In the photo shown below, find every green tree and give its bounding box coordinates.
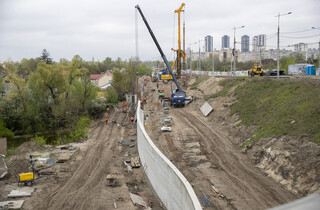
[105,87,118,104]
[29,63,67,127]
[280,56,296,73]
[0,77,3,96]
[0,117,14,138]
[112,70,126,100]
[294,53,305,63]
[39,49,53,64]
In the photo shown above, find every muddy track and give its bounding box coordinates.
[46,114,125,210]
[175,109,298,209]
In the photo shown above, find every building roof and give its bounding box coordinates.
[90,74,102,80]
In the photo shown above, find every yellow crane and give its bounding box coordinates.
[171,3,186,79]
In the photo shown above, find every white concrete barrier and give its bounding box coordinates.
[136,103,202,210]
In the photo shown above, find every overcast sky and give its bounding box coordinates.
[0,0,319,62]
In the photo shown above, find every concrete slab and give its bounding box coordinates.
[7,187,35,198]
[0,200,24,209]
[0,156,8,179]
[200,102,213,117]
[130,193,147,207]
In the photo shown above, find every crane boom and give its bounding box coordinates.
[135,4,182,91]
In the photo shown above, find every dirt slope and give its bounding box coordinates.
[144,77,299,209]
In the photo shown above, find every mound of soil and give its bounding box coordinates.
[247,136,320,196]
[5,156,30,182]
[197,77,222,96]
[14,141,42,155]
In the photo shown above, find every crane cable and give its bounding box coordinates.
[135,8,139,60]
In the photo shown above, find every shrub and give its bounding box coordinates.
[69,117,92,142]
[32,135,46,146]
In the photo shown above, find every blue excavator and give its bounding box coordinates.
[135,5,186,107]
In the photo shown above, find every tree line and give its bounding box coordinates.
[0,50,152,144]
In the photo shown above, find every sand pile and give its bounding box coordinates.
[14,141,42,155]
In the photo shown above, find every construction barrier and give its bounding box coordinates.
[182,70,248,77]
[136,102,202,210]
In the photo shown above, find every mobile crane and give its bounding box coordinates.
[135,5,185,107]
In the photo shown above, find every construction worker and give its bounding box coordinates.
[130,116,134,124]
[156,81,159,89]
[107,107,110,114]
[105,116,108,125]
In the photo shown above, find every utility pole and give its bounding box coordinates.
[276,12,292,79]
[190,49,192,76]
[233,25,245,77]
[233,26,236,77]
[277,12,280,79]
[198,40,201,74]
[212,53,215,76]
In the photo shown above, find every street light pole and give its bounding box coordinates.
[276,12,292,79]
[233,25,245,76]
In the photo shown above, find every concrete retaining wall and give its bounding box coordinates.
[136,103,201,210]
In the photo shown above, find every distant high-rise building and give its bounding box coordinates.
[205,35,213,52]
[253,34,266,52]
[241,35,250,52]
[221,35,230,49]
[294,43,308,52]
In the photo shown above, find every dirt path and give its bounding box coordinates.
[174,108,298,209]
[19,110,163,210]
[47,116,121,209]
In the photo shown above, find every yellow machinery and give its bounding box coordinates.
[171,3,186,79]
[18,155,35,186]
[248,62,263,76]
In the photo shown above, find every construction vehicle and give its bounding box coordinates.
[18,155,36,186]
[135,5,185,107]
[248,62,264,76]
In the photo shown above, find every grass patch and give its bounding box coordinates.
[190,76,210,90]
[231,78,320,147]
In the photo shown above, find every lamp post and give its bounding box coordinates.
[276,12,292,78]
[233,25,245,76]
[189,43,193,76]
[194,40,202,75]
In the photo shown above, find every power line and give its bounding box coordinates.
[282,28,315,34]
[280,34,320,39]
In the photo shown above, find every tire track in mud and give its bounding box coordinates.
[47,113,126,210]
[176,109,298,209]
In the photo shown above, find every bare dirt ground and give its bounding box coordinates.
[0,106,163,210]
[143,76,303,210]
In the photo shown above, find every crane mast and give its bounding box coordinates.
[173,3,186,79]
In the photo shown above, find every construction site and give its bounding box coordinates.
[1,3,320,210]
